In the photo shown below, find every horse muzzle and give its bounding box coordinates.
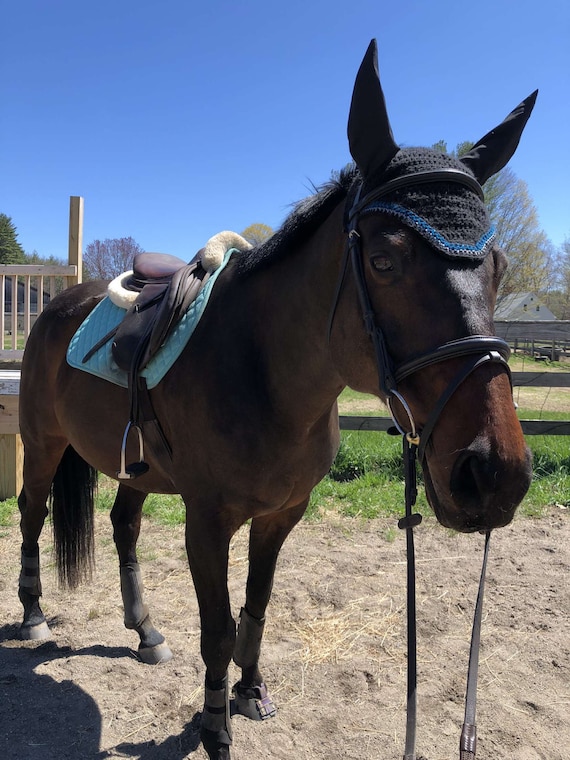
[423,438,533,533]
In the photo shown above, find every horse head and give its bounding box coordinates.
[336,40,535,532]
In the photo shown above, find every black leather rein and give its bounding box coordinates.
[332,170,509,760]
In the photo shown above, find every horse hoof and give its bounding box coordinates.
[232,681,277,721]
[138,642,173,664]
[20,621,52,641]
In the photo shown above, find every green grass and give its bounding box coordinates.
[0,432,566,527]
[95,477,186,526]
[1,378,569,526]
[0,496,19,528]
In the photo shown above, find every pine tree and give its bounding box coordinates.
[0,214,26,264]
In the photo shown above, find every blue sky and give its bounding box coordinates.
[2,0,568,262]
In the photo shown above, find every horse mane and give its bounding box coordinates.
[237,164,359,274]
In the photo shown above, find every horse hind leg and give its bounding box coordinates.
[232,500,308,722]
[18,438,76,640]
[111,484,172,664]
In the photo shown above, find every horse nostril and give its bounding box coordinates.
[450,450,492,511]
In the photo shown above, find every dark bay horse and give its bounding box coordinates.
[17,40,534,758]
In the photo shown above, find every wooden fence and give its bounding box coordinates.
[340,371,570,437]
[2,369,569,499]
[0,197,83,497]
[495,320,570,361]
[2,202,570,497]
[0,197,83,361]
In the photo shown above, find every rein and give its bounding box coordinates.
[334,170,508,759]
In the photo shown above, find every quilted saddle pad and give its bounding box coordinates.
[67,248,234,388]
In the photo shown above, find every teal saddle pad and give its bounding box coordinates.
[67,248,234,388]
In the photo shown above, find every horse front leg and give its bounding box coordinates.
[185,505,236,760]
[111,484,172,664]
[233,500,308,721]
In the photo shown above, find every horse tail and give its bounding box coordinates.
[50,445,98,589]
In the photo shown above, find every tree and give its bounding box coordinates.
[0,214,26,264]
[482,168,554,299]
[24,250,65,266]
[241,223,273,247]
[83,237,145,279]
[545,237,570,318]
[433,143,554,300]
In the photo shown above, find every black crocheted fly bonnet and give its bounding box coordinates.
[360,147,495,260]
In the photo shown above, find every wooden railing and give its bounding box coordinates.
[0,196,83,497]
[1,264,79,360]
[2,369,569,500]
[340,371,570,436]
[1,196,83,362]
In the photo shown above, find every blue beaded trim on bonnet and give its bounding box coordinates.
[359,146,496,260]
[362,200,496,259]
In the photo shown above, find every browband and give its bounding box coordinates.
[349,168,485,222]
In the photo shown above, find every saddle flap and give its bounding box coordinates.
[112,283,168,372]
[111,261,209,374]
[146,264,208,359]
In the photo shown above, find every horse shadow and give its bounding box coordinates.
[0,623,202,760]
[113,713,202,759]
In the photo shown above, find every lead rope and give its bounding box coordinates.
[399,434,422,760]
[398,430,491,760]
[460,531,491,760]
[338,188,497,760]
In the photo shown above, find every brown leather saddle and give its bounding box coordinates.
[86,250,210,480]
[111,251,209,374]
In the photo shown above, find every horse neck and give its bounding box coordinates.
[241,202,348,421]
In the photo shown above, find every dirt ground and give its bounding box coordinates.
[0,506,568,760]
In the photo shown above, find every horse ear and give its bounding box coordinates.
[460,91,538,184]
[348,39,399,179]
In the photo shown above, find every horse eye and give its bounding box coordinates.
[371,255,394,272]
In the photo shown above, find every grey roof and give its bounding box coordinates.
[494,292,557,321]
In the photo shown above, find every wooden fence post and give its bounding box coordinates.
[0,371,23,500]
[68,196,84,285]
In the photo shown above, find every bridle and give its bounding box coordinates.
[331,168,512,760]
[342,168,511,453]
